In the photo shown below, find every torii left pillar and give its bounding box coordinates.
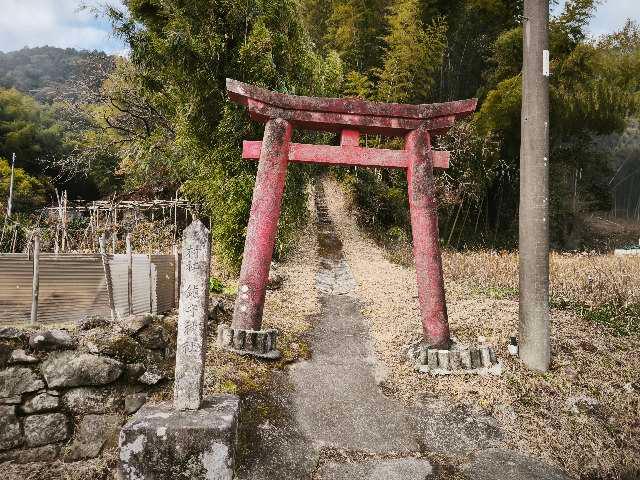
[215,118,291,359]
[233,118,291,331]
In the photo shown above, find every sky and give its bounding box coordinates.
[552,0,640,37]
[0,0,127,54]
[0,0,639,55]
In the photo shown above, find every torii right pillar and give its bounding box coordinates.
[406,125,450,349]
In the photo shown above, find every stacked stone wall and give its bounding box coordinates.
[0,314,177,464]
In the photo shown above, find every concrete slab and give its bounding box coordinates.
[406,402,503,455]
[118,394,239,480]
[463,448,570,480]
[290,293,419,453]
[315,457,434,480]
[234,372,320,480]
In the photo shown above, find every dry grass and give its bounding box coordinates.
[443,250,640,309]
[441,250,640,336]
[323,177,640,480]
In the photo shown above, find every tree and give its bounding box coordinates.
[474,0,638,247]
[376,0,448,103]
[322,0,389,72]
[0,156,50,213]
[0,89,60,174]
[100,0,332,269]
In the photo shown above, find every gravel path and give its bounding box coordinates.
[290,182,423,456]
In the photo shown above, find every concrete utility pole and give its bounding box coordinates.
[519,0,551,371]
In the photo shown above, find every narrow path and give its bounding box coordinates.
[288,182,432,478]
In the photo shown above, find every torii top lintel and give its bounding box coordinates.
[226,78,477,137]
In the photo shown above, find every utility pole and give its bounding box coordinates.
[1,153,16,247]
[519,0,550,371]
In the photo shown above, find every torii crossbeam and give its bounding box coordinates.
[224,78,476,355]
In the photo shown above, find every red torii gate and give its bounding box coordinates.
[225,78,476,353]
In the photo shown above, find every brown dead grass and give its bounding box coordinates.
[443,249,640,310]
[322,177,640,480]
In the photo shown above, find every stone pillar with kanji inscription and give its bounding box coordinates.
[120,220,241,480]
[174,219,211,411]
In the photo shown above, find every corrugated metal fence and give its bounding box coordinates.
[0,253,179,326]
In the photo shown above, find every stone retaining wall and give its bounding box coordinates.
[0,314,177,465]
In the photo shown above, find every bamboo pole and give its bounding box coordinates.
[99,233,116,321]
[446,194,465,247]
[173,191,178,243]
[456,199,472,248]
[54,190,61,254]
[474,197,484,233]
[148,246,154,314]
[6,153,15,219]
[30,233,40,325]
[62,191,68,252]
[11,226,17,253]
[126,233,133,315]
[1,153,16,248]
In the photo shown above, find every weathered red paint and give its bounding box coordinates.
[246,98,457,136]
[340,129,361,147]
[242,140,450,169]
[405,126,451,348]
[227,78,476,345]
[227,78,476,121]
[231,118,293,331]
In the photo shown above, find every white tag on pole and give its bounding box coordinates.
[543,50,550,77]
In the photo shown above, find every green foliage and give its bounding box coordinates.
[376,1,448,103]
[0,87,111,201]
[343,71,373,99]
[473,8,640,246]
[99,0,327,270]
[340,168,411,237]
[322,0,388,71]
[209,276,225,294]
[325,1,639,252]
[0,88,65,175]
[0,157,50,212]
[314,51,346,98]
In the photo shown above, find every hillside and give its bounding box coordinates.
[0,46,115,103]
